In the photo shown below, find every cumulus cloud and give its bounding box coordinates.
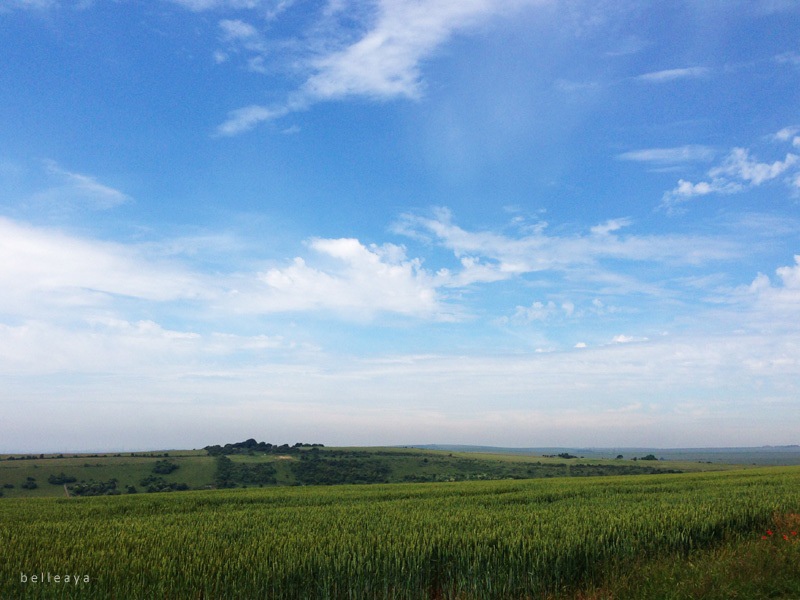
[247,238,446,318]
[510,300,577,324]
[772,126,800,145]
[742,255,800,320]
[590,218,632,236]
[0,217,454,321]
[660,130,800,211]
[709,148,798,185]
[513,301,558,322]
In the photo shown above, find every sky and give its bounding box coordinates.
[1,0,799,452]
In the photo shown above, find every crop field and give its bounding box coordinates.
[2,466,800,599]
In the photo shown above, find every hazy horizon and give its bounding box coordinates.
[2,1,799,452]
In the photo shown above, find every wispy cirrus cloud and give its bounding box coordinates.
[215,0,537,135]
[0,217,202,317]
[32,160,131,210]
[214,104,294,136]
[617,145,716,166]
[167,0,272,11]
[301,0,514,101]
[0,0,57,10]
[394,208,739,278]
[636,66,710,82]
[774,51,800,66]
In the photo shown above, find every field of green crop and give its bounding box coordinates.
[2,466,799,599]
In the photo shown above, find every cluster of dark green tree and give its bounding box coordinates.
[137,459,188,492]
[213,456,278,488]
[152,459,179,474]
[290,453,392,485]
[542,453,580,459]
[400,459,681,483]
[47,473,77,485]
[204,439,323,456]
[68,479,120,496]
[138,476,189,493]
[20,477,38,489]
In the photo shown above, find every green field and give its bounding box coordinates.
[2,466,799,599]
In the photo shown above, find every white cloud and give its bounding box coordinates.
[667,178,743,200]
[776,256,800,287]
[303,0,518,101]
[6,326,799,451]
[395,209,739,277]
[219,18,260,40]
[35,160,131,210]
[212,0,538,134]
[248,238,446,318]
[513,300,557,322]
[0,217,202,317]
[0,318,291,377]
[709,148,798,186]
[617,145,716,164]
[215,104,294,136]
[772,126,799,144]
[216,17,274,73]
[168,0,264,10]
[660,133,800,210]
[774,51,800,66]
[590,218,632,236]
[610,334,648,344]
[0,225,798,450]
[636,66,710,82]
[0,217,454,321]
[741,255,800,321]
[0,0,57,10]
[510,300,577,324]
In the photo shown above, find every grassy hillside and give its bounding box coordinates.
[0,451,213,499]
[0,446,733,498]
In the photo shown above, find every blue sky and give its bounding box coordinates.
[1,0,799,452]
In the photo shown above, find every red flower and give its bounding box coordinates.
[767,530,774,536]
